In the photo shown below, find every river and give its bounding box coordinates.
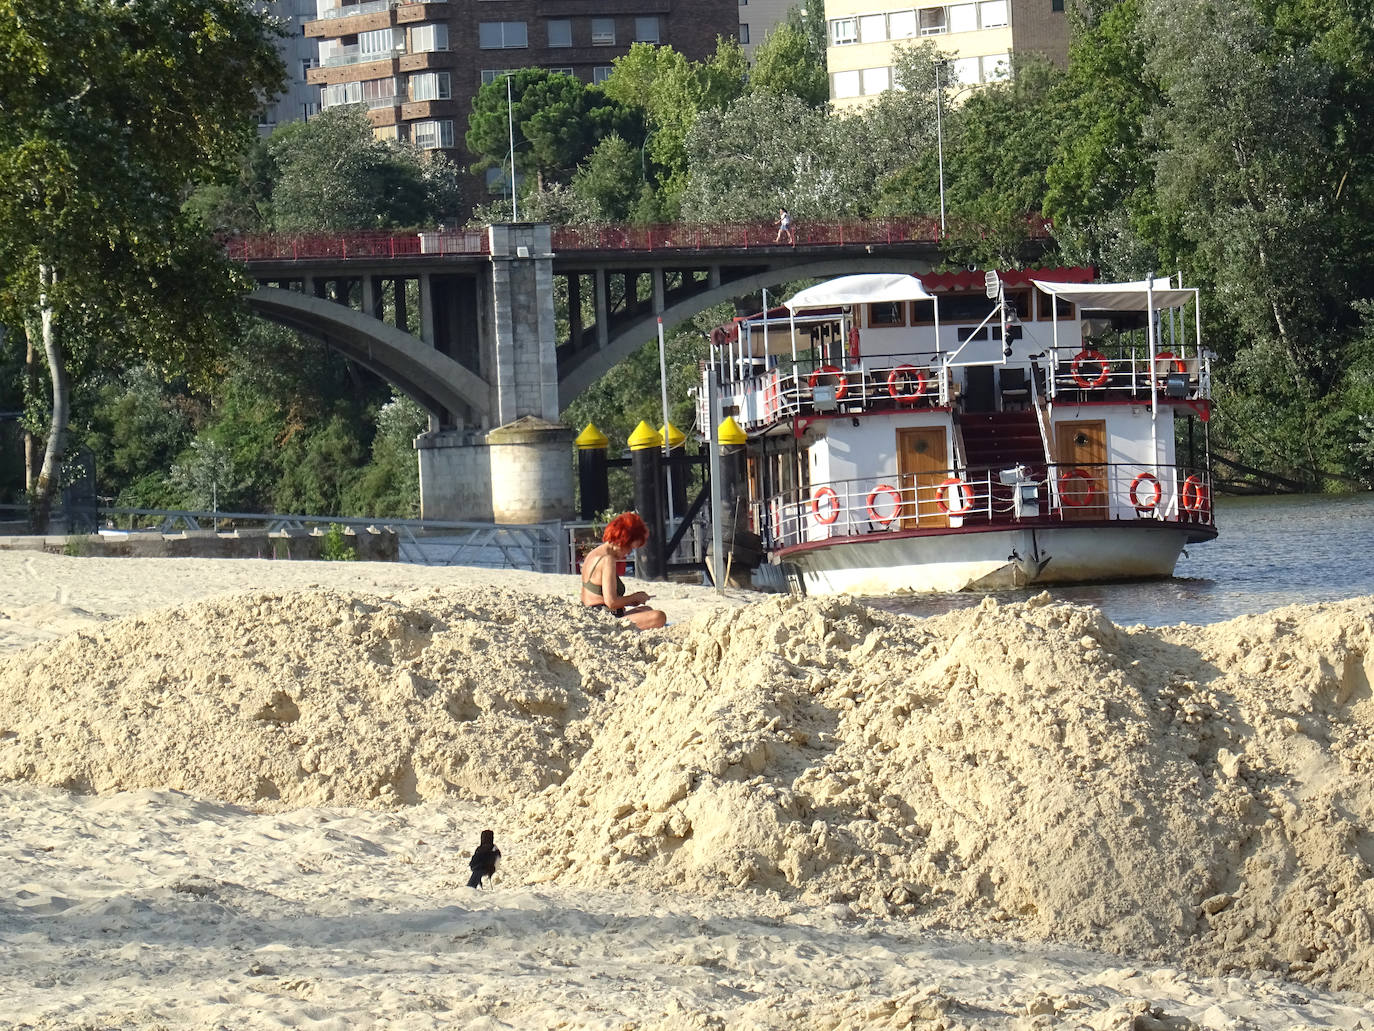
[866,491,1374,628]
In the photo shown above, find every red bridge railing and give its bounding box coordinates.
[227,215,1051,263]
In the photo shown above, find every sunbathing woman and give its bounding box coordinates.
[579,512,667,629]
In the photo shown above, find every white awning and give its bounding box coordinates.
[785,273,936,311]
[1031,278,1197,311]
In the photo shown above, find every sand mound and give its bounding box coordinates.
[2,584,1372,992]
[520,593,1374,991]
[0,586,653,807]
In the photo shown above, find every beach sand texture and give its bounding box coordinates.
[1,551,1372,1029]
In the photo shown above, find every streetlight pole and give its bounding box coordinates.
[506,73,518,222]
[935,60,946,238]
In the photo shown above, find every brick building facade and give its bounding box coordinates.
[305,0,739,208]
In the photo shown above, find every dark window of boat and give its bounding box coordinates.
[911,299,937,325]
[935,293,998,323]
[1037,293,1076,321]
[1004,287,1032,319]
[869,301,906,327]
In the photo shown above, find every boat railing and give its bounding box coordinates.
[707,351,949,431]
[1045,348,1211,404]
[760,463,1213,549]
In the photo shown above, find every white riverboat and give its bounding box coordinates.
[698,269,1217,595]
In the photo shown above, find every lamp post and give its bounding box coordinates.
[508,72,516,222]
[934,59,947,238]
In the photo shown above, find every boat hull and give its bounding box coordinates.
[773,521,1213,596]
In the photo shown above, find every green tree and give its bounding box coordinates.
[465,69,639,198]
[600,39,748,213]
[265,107,462,232]
[0,0,285,529]
[750,21,828,107]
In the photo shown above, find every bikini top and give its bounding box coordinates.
[582,553,625,597]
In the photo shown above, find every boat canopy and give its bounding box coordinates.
[1031,278,1197,311]
[785,273,937,311]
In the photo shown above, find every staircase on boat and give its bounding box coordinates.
[956,408,1047,523]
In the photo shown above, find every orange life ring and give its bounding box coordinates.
[808,365,849,400]
[1181,475,1209,513]
[1153,351,1187,376]
[1071,349,1110,389]
[1129,471,1161,509]
[1058,468,1098,507]
[866,484,902,526]
[936,477,974,516]
[811,486,840,524]
[887,365,927,402]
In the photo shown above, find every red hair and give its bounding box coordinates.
[603,512,648,549]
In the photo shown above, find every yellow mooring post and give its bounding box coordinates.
[628,421,665,579]
[575,423,610,520]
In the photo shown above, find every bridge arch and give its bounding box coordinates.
[556,257,935,408]
[246,288,491,423]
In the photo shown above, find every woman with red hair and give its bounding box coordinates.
[579,512,667,629]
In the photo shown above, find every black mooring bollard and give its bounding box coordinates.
[575,423,610,521]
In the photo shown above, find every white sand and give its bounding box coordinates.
[1,551,1372,1029]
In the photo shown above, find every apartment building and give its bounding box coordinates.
[259,0,326,131]
[738,0,795,53]
[825,0,1068,110]
[304,1,738,179]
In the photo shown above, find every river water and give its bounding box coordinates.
[866,492,1374,628]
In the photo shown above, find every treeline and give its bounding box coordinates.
[2,0,1370,527]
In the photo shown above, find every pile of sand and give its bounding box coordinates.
[2,585,1372,993]
[0,586,654,807]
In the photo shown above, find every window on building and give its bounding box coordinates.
[859,14,887,43]
[363,76,399,104]
[548,18,571,47]
[321,80,362,108]
[1052,0,1064,10]
[889,10,917,38]
[413,119,454,150]
[410,71,450,101]
[593,65,614,83]
[300,58,317,79]
[480,68,514,85]
[951,56,980,83]
[919,9,946,35]
[635,16,660,42]
[739,23,750,44]
[862,67,890,94]
[548,67,575,78]
[360,27,402,56]
[984,53,1011,80]
[302,101,321,119]
[411,23,448,52]
[832,69,860,98]
[949,4,977,33]
[591,18,615,44]
[980,0,1009,27]
[479,21,528,49]
[830,18,856,45]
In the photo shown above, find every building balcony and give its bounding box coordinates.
[306,0,448,37]
[306,55,401,86]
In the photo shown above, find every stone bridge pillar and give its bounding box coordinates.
[416,223,573,524]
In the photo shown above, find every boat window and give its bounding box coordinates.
[1037,293,1076,321]
[934,293,995,323]
[911,299,937,325]
[1004,287,1032,319]
[868,301,906,327]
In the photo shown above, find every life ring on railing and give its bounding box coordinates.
[936,477,974,516]
[1129,471,1162,510]
[1181,475,1210,514]
[808,365,849,400]
[887,364,927,403]
[1058,468,1098,507]
[866,484,902,526]
[1071,349,1110,389]
[1153,351,1187,376]
[811,486,840,525]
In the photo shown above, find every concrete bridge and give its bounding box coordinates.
[233,218,1048,520]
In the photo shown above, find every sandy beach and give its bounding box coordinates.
[1,550,1372,1029]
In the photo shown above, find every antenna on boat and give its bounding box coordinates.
[985,270,1001,300]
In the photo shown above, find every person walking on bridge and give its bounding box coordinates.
[775,207,795,245]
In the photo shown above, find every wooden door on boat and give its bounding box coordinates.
[1053,420,1108,519]
[897,426,949,529]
